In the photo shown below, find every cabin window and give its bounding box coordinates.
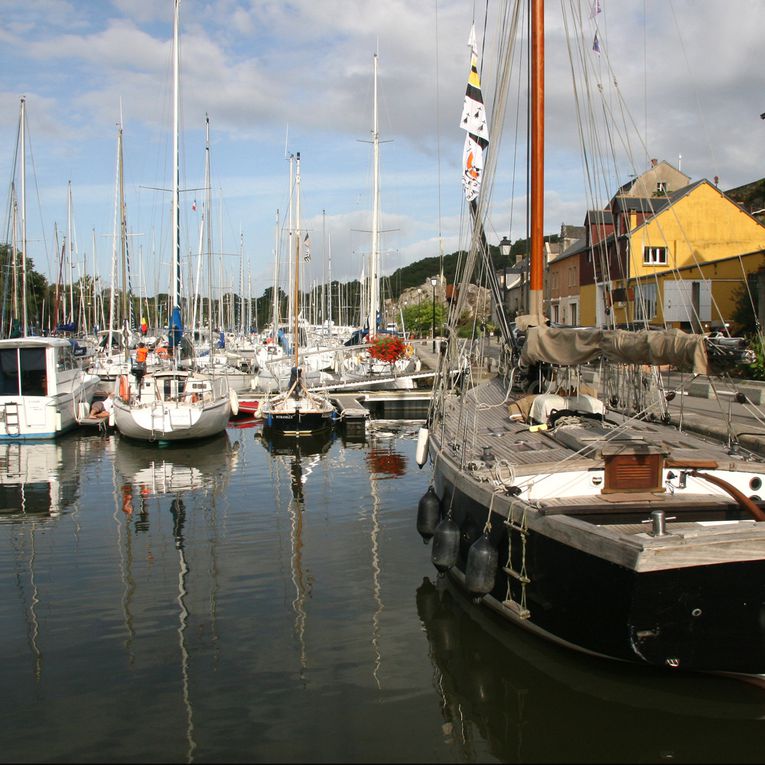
[643,246,667,265]
[56,347,76,372]
[0,350,19,395]
[0,348,47,396]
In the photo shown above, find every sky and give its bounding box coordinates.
[1,0,765,301]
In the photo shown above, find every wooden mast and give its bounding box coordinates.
[529,0,545,320]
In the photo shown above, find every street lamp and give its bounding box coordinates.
[499,236,512,258]
[430,276,438,353]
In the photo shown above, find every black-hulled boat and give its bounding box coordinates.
[418,0,765,681]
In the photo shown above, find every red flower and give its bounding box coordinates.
[368,335,406,363]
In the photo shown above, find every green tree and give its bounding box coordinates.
[402,302,446,337]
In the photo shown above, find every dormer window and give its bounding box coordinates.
[656,181,667,194]
[643,246,668,265]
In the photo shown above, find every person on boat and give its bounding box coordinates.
[135,342,148,368]
[89,393,114,419]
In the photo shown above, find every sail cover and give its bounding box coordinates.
[520,326,709,375]
[167,306,184,349]
[460,25,489,201]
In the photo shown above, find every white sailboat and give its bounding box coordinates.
[337,53,422,391]
[111,0,232,443]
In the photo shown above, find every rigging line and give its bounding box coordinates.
[667,0,719,178]
[434,0,443,279]
[569,9,719,330]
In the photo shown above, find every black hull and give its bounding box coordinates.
[262,411,335,436]
[433,469,765,677]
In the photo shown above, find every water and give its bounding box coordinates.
[1,421,764,763]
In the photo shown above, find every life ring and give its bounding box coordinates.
[156,346,169,359]
[229,389,239,416]
[118,374,130,400]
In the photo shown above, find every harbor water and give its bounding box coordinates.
[1,420,765,763]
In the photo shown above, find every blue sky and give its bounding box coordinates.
[2,0,765,300]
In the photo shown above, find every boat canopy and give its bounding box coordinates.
[519,325,709,375]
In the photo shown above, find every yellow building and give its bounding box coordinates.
[597,179,765,331]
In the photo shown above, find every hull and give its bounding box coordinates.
[262,408,335,436]
[0,337,100,440]
[434,459,765,675]
[112,396,231,442]
[425,376,765,679]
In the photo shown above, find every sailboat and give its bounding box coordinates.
[111,0,233,443]
[417,1,765,681]
[259,152,337,436]
[336,53,422,392]
[86,116,137,392]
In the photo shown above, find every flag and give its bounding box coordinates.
[590,0,601,18]
[592,32,601,54]
[192,199,197,211]
[303,233,311,262]
[460,25,489,202]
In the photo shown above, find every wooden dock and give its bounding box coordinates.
[331,394,370,434]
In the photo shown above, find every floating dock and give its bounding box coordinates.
[331,394,370,435]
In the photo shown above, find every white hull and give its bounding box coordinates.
[0,337,100,440]
[112,369,232,442]
[113,395,230,441]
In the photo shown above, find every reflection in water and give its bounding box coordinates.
[416,575,765,763]
[3,425,765,762]
[111,433,236,764]
[171,497,196,764]
[3,435,112,684]
[0,435,101,520]
[259,429,336,676]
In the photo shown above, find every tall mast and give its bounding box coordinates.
[368,52,380,335]
[204,113,213,350]
[287,153,294,337]
[327,231,332,332]
[20,97,28,336]
[272,209,280,339]
[118,124,128,335]
[67,181,75,324]
[529,0,545,319]
[293,152,301,368]
[171,0,181,317]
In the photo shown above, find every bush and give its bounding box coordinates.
[745,335,765,381]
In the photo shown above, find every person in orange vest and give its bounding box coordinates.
[133,342,149,400]
[135,341,148,365]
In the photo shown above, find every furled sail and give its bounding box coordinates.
[519,325,710,375]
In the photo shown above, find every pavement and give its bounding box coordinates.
[413,338,765,458]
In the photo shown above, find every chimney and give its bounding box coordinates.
[650,158,658,167]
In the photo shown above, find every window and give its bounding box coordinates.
[634,283,657,321]
[643,246,667,266]
[656,181,667,195]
